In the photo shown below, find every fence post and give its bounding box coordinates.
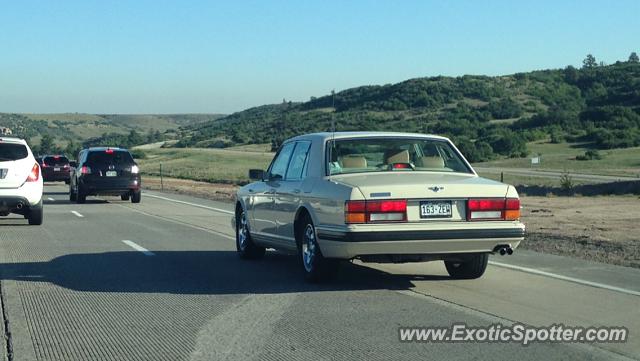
[160,163,164,192]
[500,172,504,183]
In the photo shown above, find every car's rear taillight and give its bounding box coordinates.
[26,163,40,182]
[345,199,407,224]
[63,164,70,169]
[81,166,91,175]
[467,198,520,221]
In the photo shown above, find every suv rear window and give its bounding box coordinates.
[43,156,69,164]
[87,150,134,166]
[0,143,29,161]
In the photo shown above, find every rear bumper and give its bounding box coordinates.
[0,181,43,207]
[80,177,141,195]
[42,170,70,181]
[0,196,35,215]
[316,224,525,259]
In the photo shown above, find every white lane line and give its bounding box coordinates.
[122,240,155,256]
[71,211,84,218]
[489,261,640,297]
[116,204,235,241]
[143,193,234,215]
[47,197,55,201]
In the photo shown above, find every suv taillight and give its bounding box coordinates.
[345,200,407,224]
[81,166,91,175]
[26,163,40,182]
[467,198,520,221]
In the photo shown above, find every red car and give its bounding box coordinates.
[40,155,71,183]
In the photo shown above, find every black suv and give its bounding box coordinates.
[69,147,141,203]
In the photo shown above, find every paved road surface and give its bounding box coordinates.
[0,183,638,360]
[474,167,639,183]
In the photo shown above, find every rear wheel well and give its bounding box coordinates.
[294,207,311,243]
[235,202,243,224]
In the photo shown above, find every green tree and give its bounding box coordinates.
[582,54,597,69]
[39,134,55,154]
[65,139,80,158]
[629,52,639,63]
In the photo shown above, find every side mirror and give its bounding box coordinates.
[248,169,265,181]
[69,161,77,168]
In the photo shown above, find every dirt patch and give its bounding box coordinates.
[521,196,640,268]
[142,176,237,202]
[142,176,639,268]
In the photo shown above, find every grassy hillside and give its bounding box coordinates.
[178,60,640,164]
[0,113,225,155]
[137,147,273,184]
[475,141,640,177]
[0,113,224,145]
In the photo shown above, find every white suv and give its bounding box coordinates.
[0,137,44,225]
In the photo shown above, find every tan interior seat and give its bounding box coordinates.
[341,156,367,168]
[385,150,410,164]
[417,156,445,168]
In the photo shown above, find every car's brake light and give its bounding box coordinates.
[105,149,114,154]
[63,164,70,168]
[26,163,40,182]
[81,166,91,175]
[345,199,407,224]
[467,198,520,221]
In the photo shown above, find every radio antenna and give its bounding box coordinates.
[329,89,336,181]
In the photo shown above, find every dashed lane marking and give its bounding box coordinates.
[122,240,155,256]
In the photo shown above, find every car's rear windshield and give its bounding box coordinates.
[326,137,472,175]
[43,156,69,164]
[87,150,134,166]
[0,143,29,161]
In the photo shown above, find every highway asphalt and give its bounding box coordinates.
[0,183,638,360]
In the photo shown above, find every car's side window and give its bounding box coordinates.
[285,141,311,181]
[268,142,295,180]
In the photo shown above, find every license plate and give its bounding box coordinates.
[420,201,452,218]
[105,171,117,177]
[54,167,61,171]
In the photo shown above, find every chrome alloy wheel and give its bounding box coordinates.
[302,224,317,272]
[237,211,249,251]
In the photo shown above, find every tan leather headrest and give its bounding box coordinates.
[341,156,367,168]
[386,150,409,164]
[417,156,445,168]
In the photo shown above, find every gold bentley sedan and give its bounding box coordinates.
[233,132,525,281]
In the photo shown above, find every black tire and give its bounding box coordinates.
[297,215,336,282]
[121,193,130,201]
[28,200,43,225]
[76,188,86,204]
[444,253,489,279]
[131,190,141,203]
[235,208,265,259]
[69,184,77,202]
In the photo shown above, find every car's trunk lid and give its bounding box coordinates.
[334,172,510,222]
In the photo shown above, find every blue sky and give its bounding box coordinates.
[1,0,638,114]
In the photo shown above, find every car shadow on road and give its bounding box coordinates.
[0,250,449,294]
[44,199,109,205]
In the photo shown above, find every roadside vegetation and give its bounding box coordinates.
[177,53,640,164]
[136,147,272,184]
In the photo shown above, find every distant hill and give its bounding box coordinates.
[178,60,640,162]
[0,113,225,145]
